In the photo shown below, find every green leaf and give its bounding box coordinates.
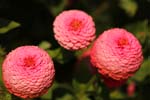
[47,48,62,59]
[72,79,86,92]
[119,0,138,17]
[0,86,12,100]
[76,95,90,100]
[110,90,126,99]
[0,47,5,83]
[4,93,11,100]
[39,41,51,50]
[125,20,149,43]
[72,80,91,100]
[41,82,59,99]
[132,59,150,82]
[49,0,68,16]
[56,94,74,100]
[0,21,20,34]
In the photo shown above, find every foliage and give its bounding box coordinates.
[0,0,150,100]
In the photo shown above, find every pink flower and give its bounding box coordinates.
[90,28,143,82]
[53,10,96,50]
[2,46,55,99]
[127,82,136,97]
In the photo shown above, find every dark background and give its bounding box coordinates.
[0,0,150,100]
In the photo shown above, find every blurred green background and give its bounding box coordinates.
[0,0,150,100]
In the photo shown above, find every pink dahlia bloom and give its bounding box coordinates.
[2,46,55,99]
[90,28,143,81]
[53,10,96,50]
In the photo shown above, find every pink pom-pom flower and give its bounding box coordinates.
[90,28,143,86]
[2,46,55,99]
[53,10,96,50]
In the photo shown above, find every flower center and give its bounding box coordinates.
[69,19,83,31]
[24,56,35,67]
[117,38,129,47]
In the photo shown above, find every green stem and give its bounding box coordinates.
[86,75,97,90]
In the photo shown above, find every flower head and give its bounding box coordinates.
[90,28,143,82]
[2,46,55,99]
[53,10,96,50]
